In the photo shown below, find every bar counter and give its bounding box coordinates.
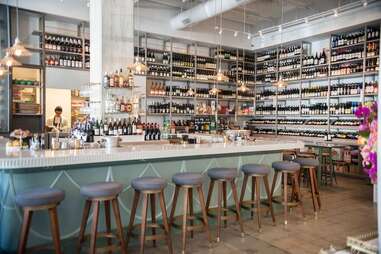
[0,139,303,252]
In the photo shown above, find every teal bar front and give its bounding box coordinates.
[0,151,283,252]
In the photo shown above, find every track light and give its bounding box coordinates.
[363,0,368,7]
[279,25,282,32]
[234,31,238,37]
[258,30,263,37]
[247,33,251,39]
[334,9,339,17]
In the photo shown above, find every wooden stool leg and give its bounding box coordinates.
[169,185,180,226]
[239,174,249,206]
[182,188,189,254]
[312,168,321,209]
[126,190,140,247]
[216,181,223,242]
[48,207,62,254]
[196,186,212,244]
[140,193,149,254]
[150,193,157,247]
[159,191,173,254]
[188,188,194,239]
[104,200,112,254]
[263,175,276,225]
[230,180,244,237]
[18,209,33,254]
[308,168,318,214]
[90,201,100,254]
[111,198,127,254]
[222,181,227,228]
[283,172,288,226]
[77,200,91,253]
[205,180,215,212]
[270,171,279,199]
[251,176,256,219]
[255,177,261,231]
[293,173,305,219]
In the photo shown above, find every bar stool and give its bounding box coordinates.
[321,150,337,185]
[16,187,65,254]
[239,164,276,231]
[270,161,304,226]
[77,182,127,254]
[126,176,172,254]
[205,167,244,242]
[169,172,212,254]
[294,157,321,215]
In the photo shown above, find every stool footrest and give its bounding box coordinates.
[145,234,167,241]
[186,224,204,232]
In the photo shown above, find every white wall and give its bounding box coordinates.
[45,67,90,90]
[0,0,89,21]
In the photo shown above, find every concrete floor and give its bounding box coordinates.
[126,176,377,254]
[53,176,375,254]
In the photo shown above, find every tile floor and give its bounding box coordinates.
[127,176,377,254]
[58,176,375,254]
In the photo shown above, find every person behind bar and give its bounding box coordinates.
[46,106,68,132]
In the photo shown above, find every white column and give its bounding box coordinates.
[89,0,134,84]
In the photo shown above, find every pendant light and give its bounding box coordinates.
[7,0,31,57]
[238,5,250,93]
[133,0,147,74]
[1,52,21,67]
[210,0,225,94]
[275,0,287,89]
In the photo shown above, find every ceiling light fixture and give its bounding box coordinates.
[7,0,31,57]
[133,0,147,74]
[1,52,21,67]
[363,0,368,7]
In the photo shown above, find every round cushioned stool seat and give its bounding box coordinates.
[131,177,167,191]
[16,187,65,207]
[80,182,123,198]
[241,164,270,175]
[272,161,300,172]
[172,172,203,186]
[207,167,237,180]
[294,157,319,167]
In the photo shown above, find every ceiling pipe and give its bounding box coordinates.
[170,0,253,30]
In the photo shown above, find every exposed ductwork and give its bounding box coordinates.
[170,0,253,30]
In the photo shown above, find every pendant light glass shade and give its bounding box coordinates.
[238,80,249,92]
[1,52,21,67]
[209,85,220,95]
[187,87,195,96]
[133,57,148,73]
[276,75,287,88]
[7,38,31,57]
[216,69,228,82]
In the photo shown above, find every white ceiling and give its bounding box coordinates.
[138,0,361,34]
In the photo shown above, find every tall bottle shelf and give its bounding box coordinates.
[250,24,379,140]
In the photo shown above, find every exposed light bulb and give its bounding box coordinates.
[233,31,238,37]
[247,33,251,39]
[1,52,21,67]
[279,25,282,32]
[334,9,338,17]
[363,0,368,7]
[258,30,263,37]
[219,29,223,35]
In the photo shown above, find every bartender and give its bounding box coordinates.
[46,106,68,132]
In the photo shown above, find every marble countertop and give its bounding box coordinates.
[0,139,304,170]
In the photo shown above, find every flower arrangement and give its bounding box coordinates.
[355,102,378,183]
